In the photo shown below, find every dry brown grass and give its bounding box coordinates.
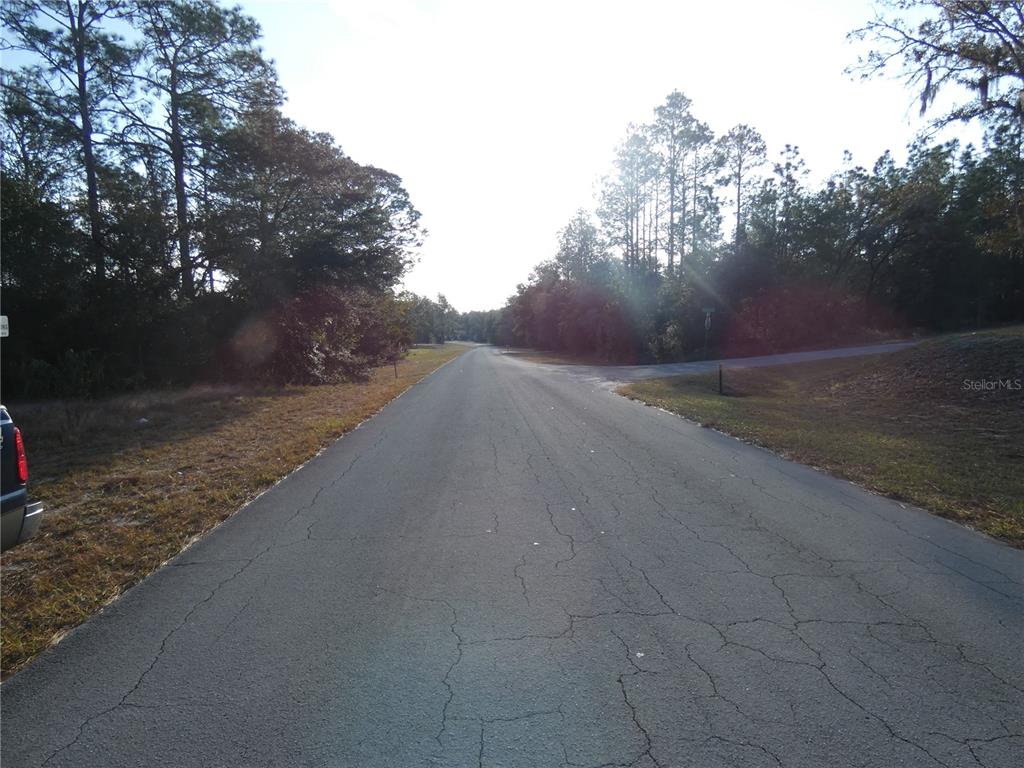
[621,328,1024,546]
[0,344,466,678]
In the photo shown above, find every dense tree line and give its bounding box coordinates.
[493,1,1023,361]
[1,0,422,397]
[456,309,509,346]
[403,293,458,344]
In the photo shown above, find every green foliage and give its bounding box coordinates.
[499,86,1023,363]
[499,0,1023,362]
[851,0,1023,125]
[229,287,409,385]
[403,293,458,344]
[455,308,509,345]
[556,209,606,280]
[717,124,767,245]
[0,1,422,399]
[207,109,420,303]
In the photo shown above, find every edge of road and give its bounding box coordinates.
[498,340,1019,552]
[1,346,471,683]
[164,346,471,569]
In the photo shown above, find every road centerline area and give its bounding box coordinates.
[3,347,1021,768]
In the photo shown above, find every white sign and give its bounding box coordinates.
[0,315,8,338]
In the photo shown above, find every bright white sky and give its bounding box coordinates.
[241,0,974,312]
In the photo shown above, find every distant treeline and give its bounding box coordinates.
[2,1,1021,392]
[2,1,423,397]
[458,2,1023,360]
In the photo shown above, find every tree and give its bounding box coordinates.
[851,0,1024,125]
[652,90,697,275]
[434,294,458,342]
[2,0,131,281]
[0,0,428,399]
[205,108,421,303]
[717,124,767,247]
[0,69,77,199]
[973,115,1024,252]
[685,119,718,268]
[772,144,809,267]
[98,161,176,287]
[555,209,604,280]
[599,125,660,278]
[116,0,278,297]
[404,293,457,343]
[501,88,1023,365]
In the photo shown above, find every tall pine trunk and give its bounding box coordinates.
[735,161,743,249]
[667,168,675,276]
[72,4,103,281]
[169,94,193,298]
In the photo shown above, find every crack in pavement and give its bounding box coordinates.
[14,347,1023,768]
[40,560,252,766]
[37,431,388,767]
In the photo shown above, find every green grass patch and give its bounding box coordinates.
[621,327,1024,546]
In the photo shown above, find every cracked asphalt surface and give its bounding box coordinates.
[3,346,1022,768]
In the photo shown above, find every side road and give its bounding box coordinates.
[617,328,1024,545]
[524,340,918,384]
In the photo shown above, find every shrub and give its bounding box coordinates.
[228,286,410,385]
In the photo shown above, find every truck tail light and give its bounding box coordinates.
[14,427,28,483]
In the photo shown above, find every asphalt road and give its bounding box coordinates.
[3,346,1022,768]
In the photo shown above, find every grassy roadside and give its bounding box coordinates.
[0,344,466,679]
[620,328,1024,546]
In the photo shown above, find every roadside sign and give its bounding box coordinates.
[0,315,8,338]
[702,307,715,314]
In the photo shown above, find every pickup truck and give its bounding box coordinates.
[1,405,44,551]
